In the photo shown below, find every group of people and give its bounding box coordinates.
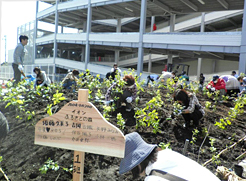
[206,71,245,98]
[147,70,190,87]
[11,35,226,180]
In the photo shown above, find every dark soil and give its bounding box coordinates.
[0,87,246,181]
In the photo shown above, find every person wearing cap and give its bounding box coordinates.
[220,75,240,97]
[231,71,239,78]
[173,89,205,128]
[105,74,137,111]
[206,75,226,97]
[119,132,220,181]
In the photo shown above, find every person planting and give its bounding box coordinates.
[220,75,240,97]
[237,76,246,97]
[62,69,79,90]
[33,67,51,88]
[119,132,220,181]
[206,75,227,97]
[105,74,137,111]
[173,89,205,128]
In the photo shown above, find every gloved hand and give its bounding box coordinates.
[211,87,215,91]
[126,97,132,103]
[207,85,211,89]
[18,64,23,72]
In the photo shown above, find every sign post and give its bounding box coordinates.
[35,89,125,181]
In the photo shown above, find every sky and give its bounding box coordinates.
[0,0,53,63]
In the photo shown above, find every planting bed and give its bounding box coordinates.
[0,83,246,181]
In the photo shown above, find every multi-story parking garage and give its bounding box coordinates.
[2,0,246,81]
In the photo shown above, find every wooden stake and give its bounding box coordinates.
[73,89,88,181]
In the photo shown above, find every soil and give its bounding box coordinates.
[0,86,246,181]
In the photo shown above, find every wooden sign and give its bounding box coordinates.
[35,101,125,158]
[35,89,125,181]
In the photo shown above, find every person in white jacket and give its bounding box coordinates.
[220,75,240,97]
[119,132,220,181]
[33,67,51,88]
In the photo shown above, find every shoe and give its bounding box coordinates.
[126,108,131,112]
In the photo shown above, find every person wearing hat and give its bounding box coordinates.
[105,74,137,111]
[206,75,226,97]
[119,132,220,181]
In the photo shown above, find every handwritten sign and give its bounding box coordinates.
[35,100,125,158]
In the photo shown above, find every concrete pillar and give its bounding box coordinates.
[167,14,176,70]
[83,21,87,32]
[61,26,63,33]
[169,14,176,32]
[53,0,59,62]
[68,51,70,59]
[81,46,85,62]
[197,13,205,80]
[52,0,59,83]
[33,1,39,64]
[239,0,246,74]
[137,0,147,76]
[85,0,92,70]
[148,16,155,72]
[212,60,216,73]
[115,18,121,65]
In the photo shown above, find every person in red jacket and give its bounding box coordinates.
[206,75,227,97]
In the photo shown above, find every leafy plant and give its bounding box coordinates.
[135,90,163,133]
[159,142,171,150]
[52,90,66,105]
[116,113,125,130]
[39,158,72,175]
[209,138,217,153]
[190,128,199,145]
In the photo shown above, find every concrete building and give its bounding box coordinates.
[2,0,246,81]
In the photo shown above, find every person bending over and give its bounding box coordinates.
[119,132,220,181]
[220,75,240,97]
[206,75,227,98]
[173,89,205,128]
[147,74,159,85]
[237,76,246,96]
[105,74,137,111]
[33,67,51,88]
[62,69,79,90]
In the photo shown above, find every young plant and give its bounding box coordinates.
[209,138,217,153]
[39,158,72,175]
[190,128,199,145]
[52,90,66,105]
[0,156,10,181]
[135,90,163,133]
[159,142,171,150]
[116,113,125,130]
